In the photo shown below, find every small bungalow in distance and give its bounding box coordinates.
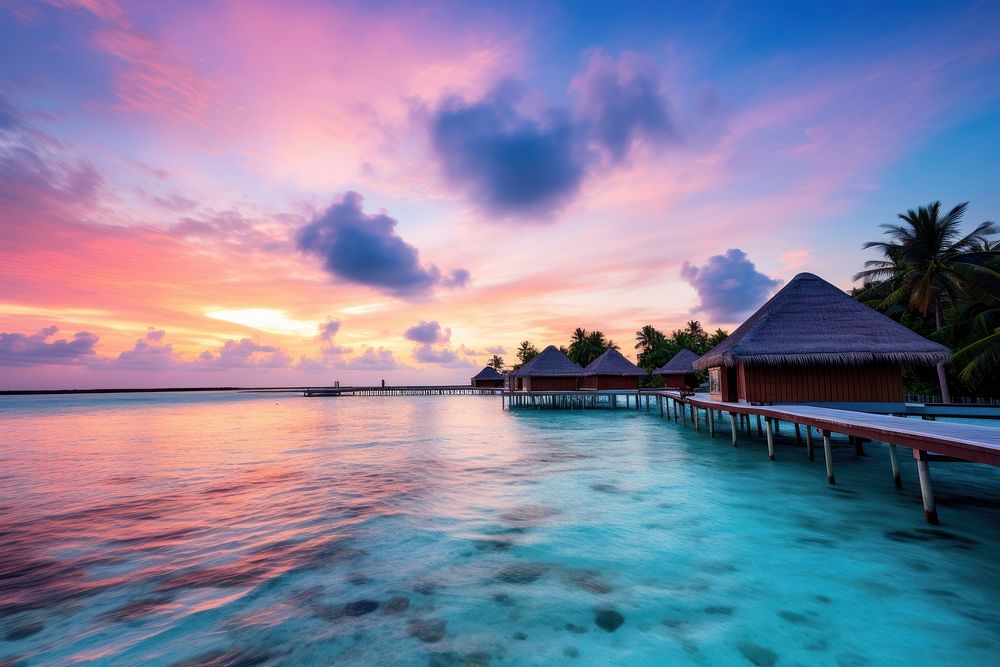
[513,345,583,391]
[655,349,701,391]
[693,272,952,404]
[471,366,504,388]
[580,348,647,389]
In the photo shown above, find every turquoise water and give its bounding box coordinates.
[1,392,998,665]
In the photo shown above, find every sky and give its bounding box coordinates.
[2,0,999,389]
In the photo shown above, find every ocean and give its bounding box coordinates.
[1,391,998,665]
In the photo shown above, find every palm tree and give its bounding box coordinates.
[685,320,707,339]
[635,325,665,352]
[855,201,999,401]
[489,355,504,372]
[952,305,1000,386]
[515,341,539,368]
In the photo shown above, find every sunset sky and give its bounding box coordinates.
[2,0,999,389]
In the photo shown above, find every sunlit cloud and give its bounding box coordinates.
[205,309,320,337]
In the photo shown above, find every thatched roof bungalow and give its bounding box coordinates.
[655,349,701,390]
[471,366,504,388]
[580,348,647,389]
[514,345,583,391]
[694,272,952,404]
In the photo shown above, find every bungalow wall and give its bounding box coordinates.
[472,379,504,388]
[737,363,903,403]
[523,376,579,391]
[579,375,641,390]
[661,374,697,390]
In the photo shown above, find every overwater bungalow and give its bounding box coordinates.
[655,349,701,391]
[513,345,583,391]
[693,272,952,404]
[471,366,505,388]
[580,348,647,389]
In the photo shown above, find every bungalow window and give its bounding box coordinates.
[709,368,721,395]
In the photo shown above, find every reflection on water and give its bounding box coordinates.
[1,392,998,665]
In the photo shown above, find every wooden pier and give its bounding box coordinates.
[304,385,503,397]
[501,388,1000,525]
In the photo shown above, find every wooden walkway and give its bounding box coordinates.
[657,391,1000,524]
[304,385,502,397]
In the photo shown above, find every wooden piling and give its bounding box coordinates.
[889,443,902,488]
[708,409,715,437]
[765,418,775,460]
[823,430,835,484]
[805,426,814,461]
[729,412,738,447]
[915,453,939,524]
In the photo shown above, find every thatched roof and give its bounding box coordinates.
[583,347,647,376]
[471,366,504,381]
[655,349,700,375]
[514,345,584,376]
[694,272,953,369]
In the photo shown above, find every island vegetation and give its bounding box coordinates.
[854,201,999,399]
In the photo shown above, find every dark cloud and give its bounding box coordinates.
[404,320,450,344]
[429,83,586,218]
[297,191,468,297]
[484,345,506,355]
[196,338,292,369]
[572,51,678,162]
[412,344,475,368]
[95,329,175,370]
[441,268,471,288]
[332,346,399,371]
[426,52,696,218]
[0,326,98,366]
[681,249,781,320]
[318,319,341,341]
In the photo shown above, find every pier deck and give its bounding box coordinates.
[304,385,502,397]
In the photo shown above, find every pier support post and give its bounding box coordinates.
[822,430,835,485]
[708,409,715,437]
[805,426,814,461]
[765,418,775,460]
[681,401,687,426]
[756,415,764,437]
[729,412,738,447]
[794,423,802,443]
[694,405,700,431]
[915,452,939,524]
[888,443,902,488]
[854,437,865,456]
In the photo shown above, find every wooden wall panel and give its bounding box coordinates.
[739,364,903,403]
[527,376,579,391]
